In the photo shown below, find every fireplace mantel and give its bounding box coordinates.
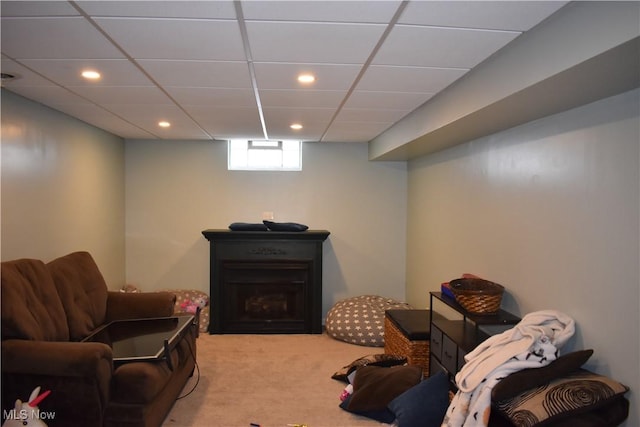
[202,229,330,334]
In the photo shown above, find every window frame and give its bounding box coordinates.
[228,139,302,171]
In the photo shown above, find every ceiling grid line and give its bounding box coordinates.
[234,0,269,141]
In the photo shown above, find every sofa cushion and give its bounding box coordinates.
[47,251,108,341]
[112,362,172,404]
[111,342,182,404]
[1,258,69,341]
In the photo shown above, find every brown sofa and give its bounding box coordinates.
[1,251,197,427]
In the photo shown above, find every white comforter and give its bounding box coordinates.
[441,310,575,427]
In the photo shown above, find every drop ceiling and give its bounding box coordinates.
[1,1,567,142]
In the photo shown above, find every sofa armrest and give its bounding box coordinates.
[2,339,113,378]
[2,340,113,425]
[106,291,176,321]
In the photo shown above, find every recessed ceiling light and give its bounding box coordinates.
[158,121,171,128]
[81,70,101,80]
[290,123,303,130]
[297,74,315,84]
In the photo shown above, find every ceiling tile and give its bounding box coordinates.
[93,17,246,61]
[262,106,335,123]
[68,86,174,105]
[344,90,434,111]
[374,25,520,68]
[144,123,211,140]
[76,1,237,19]
[357,65,467,93]
[398,1,567,31]
[3,85,90,106]
[137,60,252,88]
[323,121,393,143]
[262,107,336,140]
[246,21,386,64]
[18,59,154,86]
[1,17,124,59]
[166,87,257,107]
[1,1,80,17]
[48,103,158,139]
[335,108,409,123]
[241,0,401,23]
[253,62,362,90]
[99,103,212,139]
[265,121,325,142]
[185,106,265,140]
[0,56,54,86]
[259,89,346,109]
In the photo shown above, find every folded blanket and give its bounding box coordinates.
[442,310,575,427]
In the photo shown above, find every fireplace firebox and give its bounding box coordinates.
[202,229,330,334]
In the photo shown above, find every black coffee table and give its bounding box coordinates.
[82,315,194,369]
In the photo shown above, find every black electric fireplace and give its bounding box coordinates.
[202,229,330,334]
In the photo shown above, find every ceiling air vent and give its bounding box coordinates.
[1,73,18,86]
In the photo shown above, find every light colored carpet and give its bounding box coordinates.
[165,333,391,427]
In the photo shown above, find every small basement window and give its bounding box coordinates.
[228,139,302,171]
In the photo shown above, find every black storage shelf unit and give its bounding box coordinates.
[429,291,520,388]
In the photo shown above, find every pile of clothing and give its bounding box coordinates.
[442,310,576,427]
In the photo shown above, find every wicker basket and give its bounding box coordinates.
[384,314,430,376]
[449,278,504,315]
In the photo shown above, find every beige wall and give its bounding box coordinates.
[406,89,639,426]
[124,139,407,316]
[1,89,126,287]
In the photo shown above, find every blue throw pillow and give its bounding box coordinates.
[263,220,308,231]
[228,222,268,231]
[388,371,450,427]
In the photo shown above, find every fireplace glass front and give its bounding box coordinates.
[222,261,310,333]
